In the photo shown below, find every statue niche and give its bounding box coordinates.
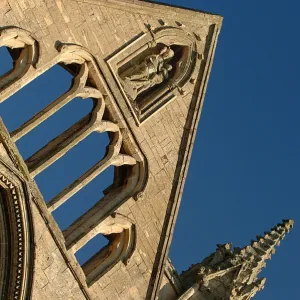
[118,43,184,104]
[108,27,199,124]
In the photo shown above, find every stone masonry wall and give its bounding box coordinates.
[0,1,221,299]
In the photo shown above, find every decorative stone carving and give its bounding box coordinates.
[0,159,34,300]
[120,46,174,100]
[107,26,202,124]
[179,219,294,300]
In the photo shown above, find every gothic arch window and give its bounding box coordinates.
[107,26,201,124]
[20,44,146,217]
[9,61,95,146]
[0,28,39,100]
[35,133,113,230]
[0,64,80,157]
[0,37,147,286]
[65,214,136,286]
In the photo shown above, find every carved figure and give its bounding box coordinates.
[120,46,175,100]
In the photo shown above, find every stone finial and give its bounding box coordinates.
[179,219,294,300]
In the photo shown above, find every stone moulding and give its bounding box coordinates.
[0,27,39,103]
[0,158,34,300]
[107,26,201,125]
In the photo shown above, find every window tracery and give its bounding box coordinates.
[67,214,136,286]
[0,35,146,286]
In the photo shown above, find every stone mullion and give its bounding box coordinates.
[47,148,116,213]
[23,65,104,177]
[24,97,105,179]
[46,120,138,213]
[10,63,90,141]
[66,216,114,254]
[11,88,79,141]
[44,120,121,214]
[61,165,140,252]
[26,115,94,177]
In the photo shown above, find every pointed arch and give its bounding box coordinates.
[0,163,34,300]
[65,214,136,286]
[17,43,146,219]
[0,27,39,101]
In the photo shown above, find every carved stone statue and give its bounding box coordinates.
[120,46,175,100]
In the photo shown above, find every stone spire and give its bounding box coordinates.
[179,219,294,300]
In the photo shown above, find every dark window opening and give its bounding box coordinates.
[35,131,111,202]
[0,65,73,133]
[0,47,14,78]
[75,233,109,266]
[52,165,114,231]
[16,96,93,160]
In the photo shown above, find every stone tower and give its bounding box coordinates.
[0,1,292,300]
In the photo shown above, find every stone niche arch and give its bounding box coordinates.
[107,26,199,124]
[0,162,34,300]
[0,27,39,99]
[64,214,136,286]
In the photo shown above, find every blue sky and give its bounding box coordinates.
[0,1,299,299]
[157,1,299,299]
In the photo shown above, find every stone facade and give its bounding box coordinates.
[1,1,293,300]
[0,1,222,299]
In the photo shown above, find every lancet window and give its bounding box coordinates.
[68,214,136,285]
[0,28,146,285]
